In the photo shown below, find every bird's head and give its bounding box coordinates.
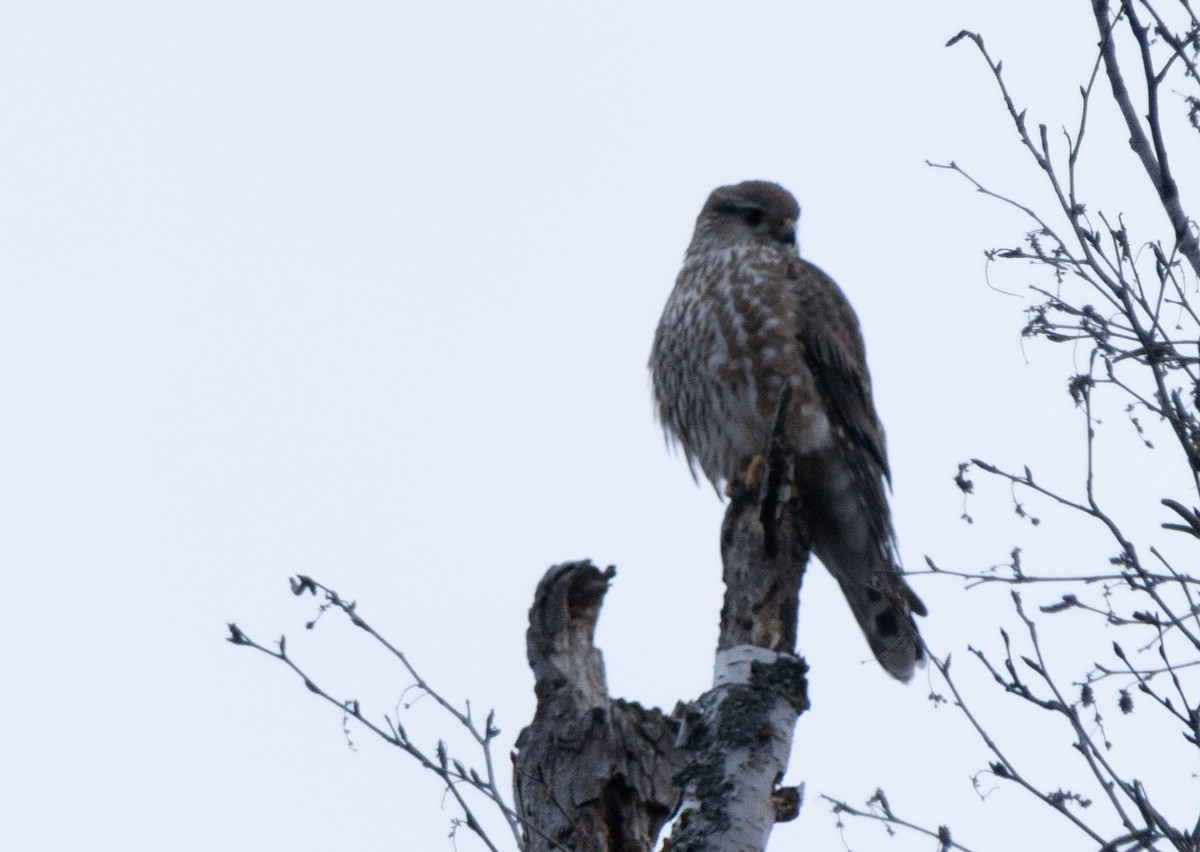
[691,180,800,253]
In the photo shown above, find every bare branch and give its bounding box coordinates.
[1093,0,1200,277]
[227,602,518,852]
[821,791,978,852]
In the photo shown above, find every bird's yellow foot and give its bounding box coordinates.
[726,454,768,496]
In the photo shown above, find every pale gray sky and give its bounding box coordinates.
[3,2,1195,850]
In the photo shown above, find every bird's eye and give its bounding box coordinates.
[743,208,764,227]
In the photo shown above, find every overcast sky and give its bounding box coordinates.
[3,2,1196,850]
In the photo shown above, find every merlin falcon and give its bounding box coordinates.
[649,180,926,681]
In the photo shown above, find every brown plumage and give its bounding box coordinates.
[649,180,926,680]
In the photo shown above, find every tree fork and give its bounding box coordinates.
[514,391,810,851]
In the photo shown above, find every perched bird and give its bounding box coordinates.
[649,180,926,680]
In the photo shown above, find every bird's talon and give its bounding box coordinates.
[738,454,769,493]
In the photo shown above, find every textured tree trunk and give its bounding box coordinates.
[512,562,685,851]
[666,394,810,851]
[513,397,810,851]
